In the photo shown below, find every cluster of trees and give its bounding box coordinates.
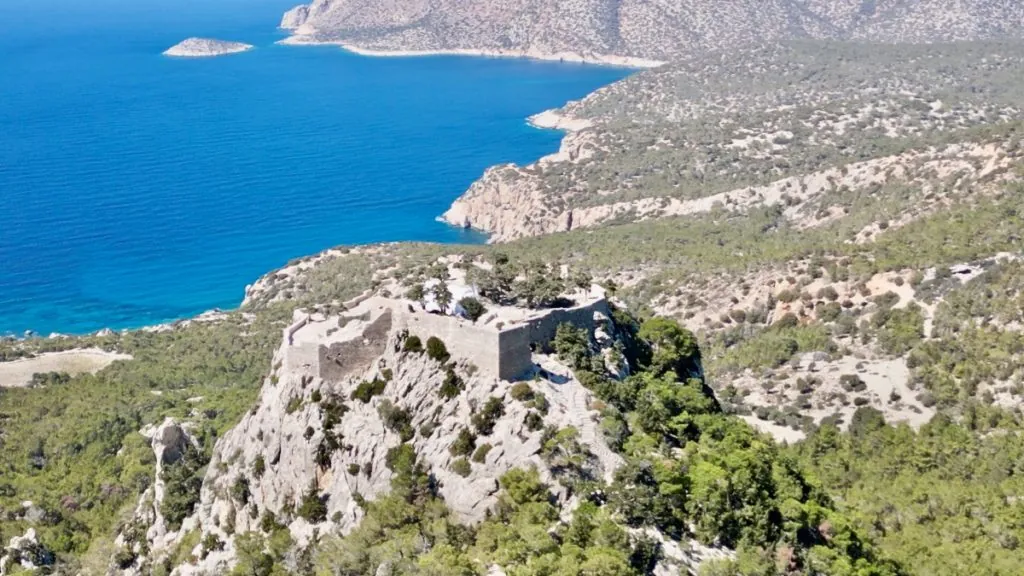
[788,413,1024,576]
[464,255,591,310]
[549,312,901,575]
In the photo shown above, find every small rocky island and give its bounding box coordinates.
[163,37,253,58]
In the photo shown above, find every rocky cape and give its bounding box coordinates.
[163,38,254,58]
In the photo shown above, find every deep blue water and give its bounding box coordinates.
[0,0,631,336]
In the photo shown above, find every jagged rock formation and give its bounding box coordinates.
[114,419,200,573]
[131,289,626,573]
[0,528,55,575]
[163,38,253,57]
[280,0,1024,61]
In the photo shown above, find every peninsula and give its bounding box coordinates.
[163,37,253,58]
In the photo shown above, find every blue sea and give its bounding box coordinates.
[0,0,631,336]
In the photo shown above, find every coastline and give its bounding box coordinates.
[5,35,629,339]
[277,35,665,69]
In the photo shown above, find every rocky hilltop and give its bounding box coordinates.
[110,259,740,574]
[280,0,1024,61]
[163,38,254,58]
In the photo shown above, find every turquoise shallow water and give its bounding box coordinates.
[0,0,631,336]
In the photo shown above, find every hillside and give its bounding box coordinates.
[4,2,1024,576]
[280,0,1024,61]
[443,41,1024,240]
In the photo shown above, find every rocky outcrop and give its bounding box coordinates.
[113,419,199,573]
[280,5,310,29]
[163,38,253,57]
[0,529,55,575]
[144,296,624,573]
[442,126,603,242]
[442,164,567,242]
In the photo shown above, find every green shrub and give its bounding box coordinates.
[160,444,206,532]
[351,378,386,403]
[253,455,266,479]
[310,389,322,403]
[472,397,505,436]
[817,286,840,301]
[877,303,925,355]
[510,382,535,402]
[450,427,476,456]
[403,335,423,353]
[532,393,550,415]
[377,400,414,442]
[459,297,487,322]
[426,337,450,363]
[873,291,901,309]
[840,374,867,392]
[472,443,493,463]
[200,533,224,559]
[439,368,464,400]
[553,323,592,369]
[296,483,328,523]
[259,510,282,533]
[385,443,416,473]
[230,476,250,505]
[285,397,302,414]
[451,457,472,478]
[773,313,800,329]
[347,464,360,476]
[406,284,425,302]
[817,302,842,322]
[525,411,545,431]
[777,289,799,303]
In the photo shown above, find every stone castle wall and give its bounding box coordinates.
[395,298,609,381]
[394,308,510,377]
